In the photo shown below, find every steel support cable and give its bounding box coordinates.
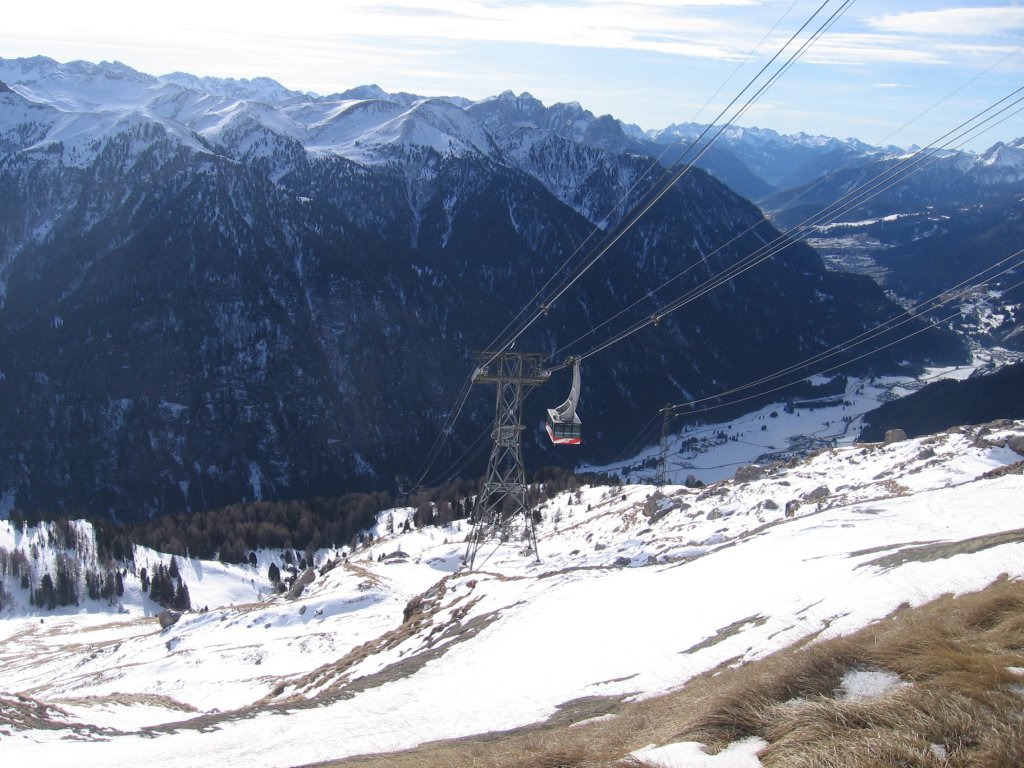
[664,276,1024,433]
[531,0,854,352]
[475,0,814,363]
[647,252,1024,456]
[608,411,665,465]
[557,82,1024,362]
[411,371,476,487]
[541,3,858,369]
[663,248,1024,417]
[488,0,849,366]
[706,43,1024,267]
[422,424,493,490]
[486,0,803,358]
[601,420,751,476]
[691,0,805,125]
[665,0,856,184]
[411,1,849,487]
[566,90,1024,367]
[480,154,680,360]
[654,97,1024,322]
[554,88,1024,362]
[767,44,1024,240]
[474,4,819,363]
[654,287,1024,469]
[595,415,775,477]
[660,253,1024,423]
[770,93,1024,244]
[876,43,1024,149]
[578,180,1019,369]
[651,250,1024,471]
[653,0,852,189]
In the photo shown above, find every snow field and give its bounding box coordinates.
[1,421,1023,767]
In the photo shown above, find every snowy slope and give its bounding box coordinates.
[0,57,499,167]
[2,420,1023,767]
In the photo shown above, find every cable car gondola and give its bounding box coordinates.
[546,357,582,445]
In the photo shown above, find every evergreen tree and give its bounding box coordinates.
[37,573,57,610]
[54,556,77,607]
[174,580,191,611]
[101,571,116,601]
[86,570,101,600]
[149,565,173,605]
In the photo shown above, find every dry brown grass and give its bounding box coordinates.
[668,635,864,749]
[720,576,1024,768]
[300,577,1024,768]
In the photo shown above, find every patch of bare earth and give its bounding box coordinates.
[0,693,118,740]
[861,528,1024,571]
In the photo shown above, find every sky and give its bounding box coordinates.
[3,1,1023,149]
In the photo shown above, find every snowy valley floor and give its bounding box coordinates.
[2,420,1024,767]
[585,363,993,486]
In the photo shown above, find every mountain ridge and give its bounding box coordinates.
[3,56,1017,201]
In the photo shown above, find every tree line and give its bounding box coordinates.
[4,466,610,576]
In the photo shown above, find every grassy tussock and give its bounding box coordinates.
[668,636,864,749]
[310,578,1024,768]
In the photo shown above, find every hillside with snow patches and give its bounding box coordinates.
[2,418,1023,767]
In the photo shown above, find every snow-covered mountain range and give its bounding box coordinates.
[3,56,1018,200]
[0,56,968,520]
[2,418,1023,766]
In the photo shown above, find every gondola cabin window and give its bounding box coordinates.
[546,410,582,444]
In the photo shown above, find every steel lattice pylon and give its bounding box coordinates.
[464,351,550,570]
[656,405,670,487]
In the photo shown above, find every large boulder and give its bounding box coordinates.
[803,485,830,503]
[643,492,676,522]
[884,428,908,444]
[734,464,766,483]
[157,609,182,629]
[286,568,316,600]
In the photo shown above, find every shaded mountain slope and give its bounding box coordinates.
[859,362,1024,442]
[0,58,966,520]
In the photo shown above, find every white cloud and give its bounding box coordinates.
[3,0,759,62]
[868,7,1024,36]
[759,30,949,67]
